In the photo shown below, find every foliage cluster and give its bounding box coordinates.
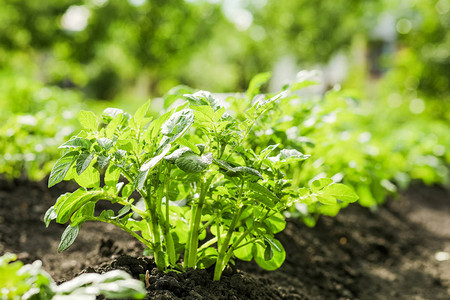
[45,79,359,280]
[0,253,145,299]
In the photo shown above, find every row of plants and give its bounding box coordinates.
[0,73,85,180]
[44,73,448,287]
[0,253,145,299]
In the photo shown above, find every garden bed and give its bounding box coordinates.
[1,178,449,299]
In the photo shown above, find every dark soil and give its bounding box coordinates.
[1,178,449,299]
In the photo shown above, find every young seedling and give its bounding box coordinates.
[46,77,358,281]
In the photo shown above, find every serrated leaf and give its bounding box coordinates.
[48,151,79,188]
[76,152,94,175]
[323,183,359,202]
[79,111,97,131]
[175,152,213,173]
[58,224,80,252]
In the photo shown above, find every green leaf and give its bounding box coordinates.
[97,138,114,151]
[229,166,263,180]
[163,85,193,109]
[105,165,121,187]
[290,70,319,91]
[263,212,286,234]
[48,151,79,188]
[55,188,101,223]
[71,202,95,226]
[247,182,279,207]
[136,143,172,189]
[175,152,213,173]
[112,205,131,220]
[185,91,222,111]
[76,152,94,175]
[234,239,253,261]
[102,108,124,122]
[246,72,271,100]
[58,224,80,252]
[122,183,134,198]
[164,147,193,163]
[316,194,337,205]
[252,238,285,270]
[44,206,57,227]
[311,178,333,192]
[279,149,308,160]
[134,100,151,124]
[176,138,201,154]
[259,144,279,161]
[256,91,288,112]
[59,137,92,150]
[79,111,97,131]
[323,183,359,203]
[147,109,174,141]
[106,114,123,138]
[264,240,273,261]
[74,165,100,188]
[97,155,110,170]
[160,109,194,145]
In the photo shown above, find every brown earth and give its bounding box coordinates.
[0,178,449,299]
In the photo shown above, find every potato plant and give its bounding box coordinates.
[45,80,358,280]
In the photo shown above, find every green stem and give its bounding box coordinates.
[185,175,213,269]
[213,180,245,281]
[145,193,165,270]
[91,217,153,250]
[163,166,176,265]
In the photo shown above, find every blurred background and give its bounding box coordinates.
[0,0,449,185]
[1,0,449,103]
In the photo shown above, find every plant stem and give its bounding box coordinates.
[213,180,245,281]
[185,175,212,269]
[163,166,176,265]
[145,193,165,270]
